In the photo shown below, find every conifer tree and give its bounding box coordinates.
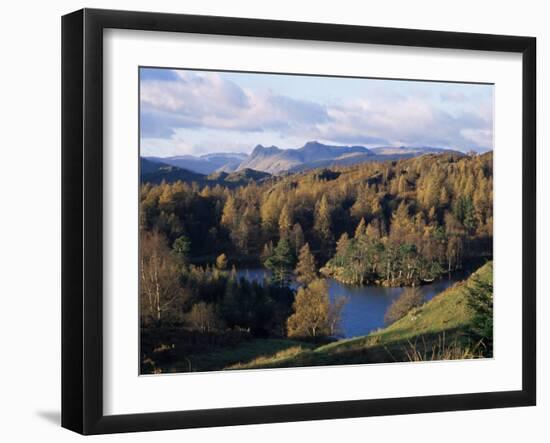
[221,194,238,228]
[335,232,351,256]
[314,194,333,246]
[172,235,191,266]
[390,201,412,242]
[278,204,293,240]
[264,238,296,287]
[295,243,317,286]
[365,220,381,242]
[464,269,493,348]
[354,218,367,238]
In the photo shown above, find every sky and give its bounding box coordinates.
[140,67,494,157]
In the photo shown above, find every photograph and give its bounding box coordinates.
[138,67,494,375]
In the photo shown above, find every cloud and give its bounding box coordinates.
[314,95,493,151]
[460,128,493,148]
[141,71,330,137]
[140,70,493,154]
[440,90,468,102]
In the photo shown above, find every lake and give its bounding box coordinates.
[235,268,466,338]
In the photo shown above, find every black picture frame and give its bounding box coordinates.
[62,8,536,435]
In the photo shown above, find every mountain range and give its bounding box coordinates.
[238,141,375,174]
[142,141,464,184]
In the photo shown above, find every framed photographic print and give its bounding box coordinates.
[62,8,536,435]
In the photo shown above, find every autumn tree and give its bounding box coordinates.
[287,279,345,339]
[390,201,413,244]
[335,232,351,257]
[158,184,175,212]
[295,243,317,286]
[278,204,293,240]
[287,279,330,338]
[365,220,381,242]
[354,217,367,238]
[236,204,261,254]
[260,191,282,239]
[314,194,333,248]
[221,194,238,228]
[215,253,228,270]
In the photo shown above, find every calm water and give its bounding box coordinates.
[235,268,465,338]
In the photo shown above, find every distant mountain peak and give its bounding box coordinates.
[251,144,280,154]
[303,140,322,147]
[237,141,374,174]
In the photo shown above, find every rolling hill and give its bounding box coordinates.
[139,158,207,185]
[140,157,272,187]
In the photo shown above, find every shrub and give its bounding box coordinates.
[463,272,493,346]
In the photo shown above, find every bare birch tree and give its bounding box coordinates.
[140,230,186,326]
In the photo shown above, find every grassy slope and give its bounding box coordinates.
[229,261,493,370]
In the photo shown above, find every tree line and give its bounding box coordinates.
[140,151,492,281]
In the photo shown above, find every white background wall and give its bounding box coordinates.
[0,0,546,441]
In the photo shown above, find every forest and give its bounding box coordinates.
[139,152,493,373]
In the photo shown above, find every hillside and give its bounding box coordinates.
[223,168,272,183]
[140,158,207,185]
[227,262,493,370]
[141,158,272,186]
